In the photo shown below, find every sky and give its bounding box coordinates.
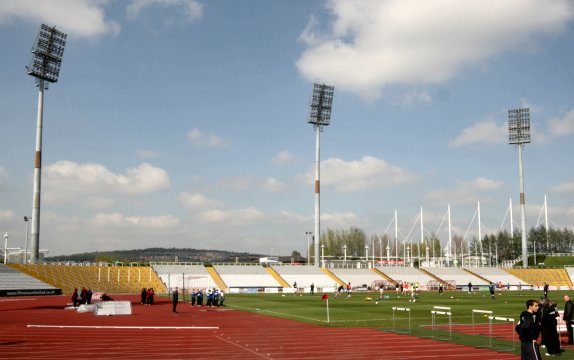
[1,0,574,258]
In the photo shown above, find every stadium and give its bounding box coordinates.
[3,2,574,359]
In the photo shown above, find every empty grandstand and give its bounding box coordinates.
[0,264,60,296]
[329,268,386,290]
[152,262,216,290]
[421,267,489,289]
[377,266,436,289]
[213,264,282,290]
[271,264,336,290]
[464,267,525,287]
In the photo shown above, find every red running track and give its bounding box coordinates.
[0,295,520,359]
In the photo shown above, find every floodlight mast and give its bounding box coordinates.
[508,108,530,269]
[308,83,334,267]
[26,24,67,264]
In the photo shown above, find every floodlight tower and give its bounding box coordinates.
[26,24,67,263]
[508,108,531,268]
[308,83,334,267]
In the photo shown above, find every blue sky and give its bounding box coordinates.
[1,0,573,257]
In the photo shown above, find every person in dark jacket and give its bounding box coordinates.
[71,288,79,307]
[564,295,574,345]
[542,299,561,356]
[141,288,147,304]
[172,287,179,313]
[518,299,542,360]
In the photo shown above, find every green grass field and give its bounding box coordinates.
[227,289,574,358]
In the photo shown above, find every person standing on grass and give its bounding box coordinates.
[172,287,179,313]
[438,283,443,295]
[468,282,472,294]
[488,283,495,299]
[564,295,574,345]
[310,283,314,295]
[544,283,549,299]
[517,299,542,360]
[542,299,561,356]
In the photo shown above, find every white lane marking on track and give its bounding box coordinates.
[27,325,219,329]
[215,334,273,359]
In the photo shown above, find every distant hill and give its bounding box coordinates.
[45,247,267,264]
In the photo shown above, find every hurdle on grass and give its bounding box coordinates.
[431,306,452,340]
[472,309,493,336]
[487,316,516,351]
[391,307,411,333]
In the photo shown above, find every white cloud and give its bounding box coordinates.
[90,212,181,230]
[551,179,574,193]
[425,177,504,205]
[297,0,574,98]
[199,207,266,225]
[300,156,418,192]
[127,0,203,22]
[179,192,223,209]
[187,128,227,147]
[450,119,507,147]
[0,0,120,38]
[43,161,170,206]
[548,109,574,137]
[262,177,287,193]
[272,150,293,165]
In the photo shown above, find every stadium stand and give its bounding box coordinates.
[151,263,216,290]
[376,266,435,288]
[213,264,282,288]
[10,264,166,294]
[271,264,337,289]
[421,267,489,289]
[504,268,573,289]
[464,267,524,286]
[0,264,59,295]
[329,268,385,289]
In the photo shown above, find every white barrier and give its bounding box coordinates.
[431,306,452,340]
[472,309,493,336]
[94,301,132,316]
[488,316,516,351]
[391,307,411,333]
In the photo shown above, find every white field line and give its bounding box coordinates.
[28,325,219,330]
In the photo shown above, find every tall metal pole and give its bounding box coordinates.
[26,24,67,264]
[308,83,333,267]
[508,108,530,268]
[30,80,44,264]
[544,194,549,249]
[24,217,30,264]
[3,232,8,265]
[517,143,527,268]
[314,127,321,267]
[395,209,398,261]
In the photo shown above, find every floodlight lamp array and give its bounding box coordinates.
[26,24,67,83]
[508,108,531,145]
[308,83,334,127]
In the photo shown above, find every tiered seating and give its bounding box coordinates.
[0,264,57,290]
[271,265,336,289]
[329,268,384,288]
[214,264,281,288]
[465,267,524,285]
[504,268,573,288]
[10,264,166,295]
[377,266,434,286]
[565,267,574,287]
[422,267,489,288]
[152,264,214,289]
